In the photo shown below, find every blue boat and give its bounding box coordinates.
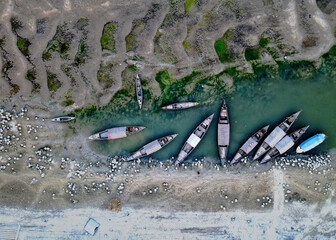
[296,133,327,153]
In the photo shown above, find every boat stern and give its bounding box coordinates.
[296,146,304,153]
[88,133,100,140]
[260,154,271,164]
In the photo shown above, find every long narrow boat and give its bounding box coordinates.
[231,125,270,164]
[51,116,75,122]
[88,126,145,140]
[296,133,327,153]
[162,102,198,110]
[126,134,178,161]
[175,114,214,165]
[217,100,230,166]
[135,74,143,109]
[253,111,301,160]
[260,126,309,164]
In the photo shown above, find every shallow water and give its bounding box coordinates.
[75,65,336,163]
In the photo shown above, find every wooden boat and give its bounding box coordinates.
[231,125,269,164]
[126,134,178,161]
[51,116,75,122]
[135,74,143,109]
[88,126,145,140]
[260,126,309,164]
[175,114,214,165]
[162,102,198,110]
[217,100,230,166]
[253,111,301,160]
[296,133,327,153]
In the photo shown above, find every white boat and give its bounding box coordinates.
[175,114,214,165]
[260,126,309,164]
[126,134,178,161]
[51,116,75,122]
[135,74,143,109]
[296,133,327,153]
[161,102,198,110]
[88,126,145,140]
[231,125,269,164]
[253,111,301,160]
[217,100,230,166]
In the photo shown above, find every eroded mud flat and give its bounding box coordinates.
[0,0,336,238]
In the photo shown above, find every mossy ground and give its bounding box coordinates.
[17,38,31,57]
[185,0,196,13]
[101,22,117,52]
[26,69,40,92]
[47,71,61,92]
[97,63,114,89]
[73,41,88,66]
[42,24,72,61]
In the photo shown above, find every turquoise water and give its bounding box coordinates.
[72,59,336,163]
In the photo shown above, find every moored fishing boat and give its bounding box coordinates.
[296,133,327,153]
[51,116,75,122]
[88,126,145,140]
[253,111,301,160]
[260,126,309,164]
[231,125,269,164]
[126,134,178,161]
[135,74,143,109]
[175,114,214,165]
[217,100,230,166]
[161,102,198,110]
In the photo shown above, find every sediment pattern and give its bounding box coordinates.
[0,0,335,108]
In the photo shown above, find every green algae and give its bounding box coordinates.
[214,40,231,63]
[245,48,260,61]
[101,22,117,52]
[26,69,40,92]
[185,0,196,13]
[73,41,88,66]
[47,71,61,92]
[17,38,31,57]
[42,24,72,61]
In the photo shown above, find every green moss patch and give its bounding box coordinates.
[47,71,61,92]
[73,41,88,66]
[26,69,40,92]
[245,48,260,61]
[259,37,270,48]
[126,22,144,52]
[75,18,89,30]
[185,0,196,13]
[101,22,117,52]
[42,24,72,61]
[17,38,31,57]
[214,40,231,63]
[97,63,114,89]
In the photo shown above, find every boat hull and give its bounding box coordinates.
[231,125,269,164]
[261,126,309,164]
[217,100,229,166]
[127,134,178,161]
[162,102,198,110]
[296,133,327,153]
[175,114,214,165]
[51,116,75,122]
[88,126,145,140]
[253,111,301,160]
[135,74,143,109]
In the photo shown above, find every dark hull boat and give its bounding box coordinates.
[88,126,145,140]
[260,126,309,164]
[217,100,230,166]
[127,134,178,161]
[51,116,75,122]
[253,111,301,160]
[135,74,143,109]
[231,125,269,164]
[162,102,198,110]
[175,114,214,166]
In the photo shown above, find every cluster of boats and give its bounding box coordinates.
[53,74,327,165]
